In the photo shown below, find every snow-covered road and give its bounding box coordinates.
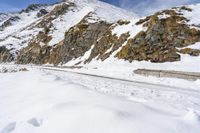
[41,67,200,112]
[0,65,200,133]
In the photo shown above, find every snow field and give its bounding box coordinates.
[0,66,200,133]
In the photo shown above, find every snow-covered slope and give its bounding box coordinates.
[48,0,137,46]
[0,4,51,55]
[63,3,200,73]
[0,0,137,55]
[0,1,200,75]
[0,13,10,23]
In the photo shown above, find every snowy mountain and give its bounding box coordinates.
[0,0,200,73]
[0,0,136,57]
[1,1,200,133]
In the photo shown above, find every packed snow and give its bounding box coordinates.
[1,65,200,133]
[185,42,200,49]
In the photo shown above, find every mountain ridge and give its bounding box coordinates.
[0,1,200,71]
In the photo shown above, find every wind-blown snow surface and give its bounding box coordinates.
[1,65,200,133]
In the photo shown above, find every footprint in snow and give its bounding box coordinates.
[27,118,42,127]
[0,122,16,133]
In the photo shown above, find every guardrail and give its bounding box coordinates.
[134,69,200,81]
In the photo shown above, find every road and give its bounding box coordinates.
[40,66,200,94]
[35,66,200,111]
[1,64,200,111]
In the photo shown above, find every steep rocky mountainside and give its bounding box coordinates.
[0,0,200,66]
[117,7,200,63]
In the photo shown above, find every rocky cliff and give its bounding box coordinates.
[117,7,200,62]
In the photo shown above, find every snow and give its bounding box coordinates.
[66,45,95,65]
[63,17,146,65]
[185,42,200,49]
[74,0,137,22]
[62,52,200,91]
[0,0,138,53]
[1,65,200,133]
[0,7,46,53]
[48,6,94,46]
[1,2,200,132]
[158,13,171,19]
[183,3,200,26]
[0,13,11,24]
[48,0,138,46]
[0,66,26,73]
[61,3,200,85]
[112,19,145,37]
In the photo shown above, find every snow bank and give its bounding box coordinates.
[0,66,28,73]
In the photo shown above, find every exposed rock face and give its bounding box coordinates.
[49,2,74,17]
[14,4,200,65]
[37,9,48,18]
[86,32,129,63]
[16,43,51,64]
[0,46,14,63]
[37,3,74,29]
[49,18,111,65]
[179,48,200,56]
[16,2,75,64]
[17,30,52,64]
[117,8,200,62]
[48,13,132,65]
[21,4,46,13]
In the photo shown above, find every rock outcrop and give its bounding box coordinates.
[17,28,52,64]
[20,4,47,13]
[48,14,130,65]
[0,46,14,63]
[116,8,200,62]
[86,31,129,63]
[49,15,112,65]
[16,2,75,64]
[2,1,200,66]
[16,43,51,64]
[37,9,48,18]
